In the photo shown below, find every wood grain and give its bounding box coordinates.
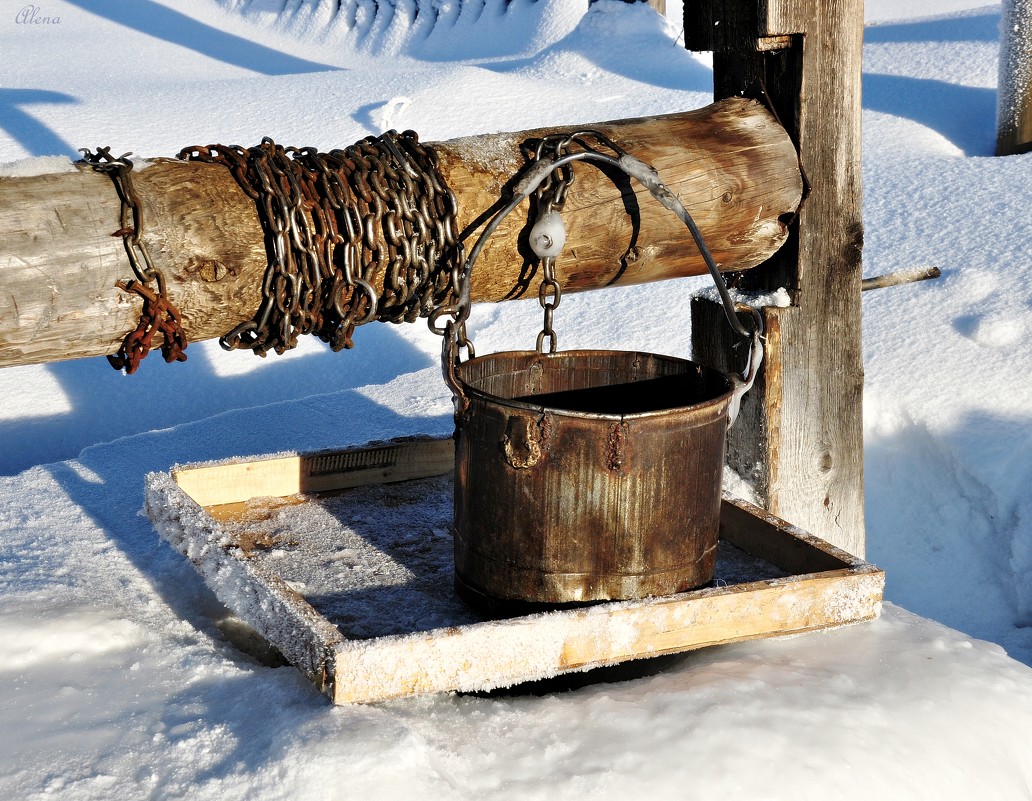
[686,0,866,556]
[176,437,455,509]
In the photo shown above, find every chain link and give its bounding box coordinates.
[535,257,562,353]
[79,147,189,374]
[527,135,578,353]
[179,131,464,356]
[105,278,189,372]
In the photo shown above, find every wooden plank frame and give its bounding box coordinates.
[145,438,883,705]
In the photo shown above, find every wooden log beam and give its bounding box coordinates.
[0,97,801,369]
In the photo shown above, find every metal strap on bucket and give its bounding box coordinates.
[429,131,764,428]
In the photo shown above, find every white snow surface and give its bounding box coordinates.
[3,0,1032,798]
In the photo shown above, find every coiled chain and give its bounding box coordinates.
[179,130,464,356]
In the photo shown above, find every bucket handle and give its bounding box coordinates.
[727,305,763,429]
[431,133,764,422]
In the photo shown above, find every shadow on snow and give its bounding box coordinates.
[63,0,338,75]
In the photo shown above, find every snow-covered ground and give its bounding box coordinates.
[3,0,1032,798]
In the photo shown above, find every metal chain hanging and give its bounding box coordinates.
[79,147,189,374]
[525,135,576,354]
[178,131,464,357]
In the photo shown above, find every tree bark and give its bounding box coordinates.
[0,96,801,369]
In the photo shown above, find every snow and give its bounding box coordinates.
[0,154,77,176]
[2,0,1032,797]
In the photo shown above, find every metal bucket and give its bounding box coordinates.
[452,349,736,605]
[432,130,763,609]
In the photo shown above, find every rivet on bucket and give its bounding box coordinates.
[605,421,628,472]
[502,413,543,469]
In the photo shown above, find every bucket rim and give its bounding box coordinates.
[454,348,735,421]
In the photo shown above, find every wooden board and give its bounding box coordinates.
[173,437,455,509]
[145,438,883,704]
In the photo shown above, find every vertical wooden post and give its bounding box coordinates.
[684,0,866,556]
[621,0,667,19]
[997,0,1032,155]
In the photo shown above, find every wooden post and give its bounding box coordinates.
[685,0,866,556]
[997,0,1032,155]
[0,100,801,369]
[645,0,667,17]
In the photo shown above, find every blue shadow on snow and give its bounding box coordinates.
[864,9,1000,44]
[40,325,451,642]
[478,4,712,94]
[862,73,997,157]
[0,323,436,476]
[861,8,999,156]
[44,384,452,666]
[0,88,79,157]
[63,0,337,75]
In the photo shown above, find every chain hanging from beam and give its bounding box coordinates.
[79,147,189,374]
[178,130,464,357]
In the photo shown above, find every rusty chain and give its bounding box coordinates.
[427,133,584,363]
[79,147,189,374]
[178,131,464,356]
[526,134,581,354]
[106,278,189,372]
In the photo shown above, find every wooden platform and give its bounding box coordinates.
[145,437,884,705]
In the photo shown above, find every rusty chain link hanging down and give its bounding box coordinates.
[79,147,189,374]
[178,131,465,357]
[525,134,576,355]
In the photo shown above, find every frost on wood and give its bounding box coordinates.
[144,470,347,690]
[145,448,881,705]
[0,156,77,178]
[997,0,1032,154]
